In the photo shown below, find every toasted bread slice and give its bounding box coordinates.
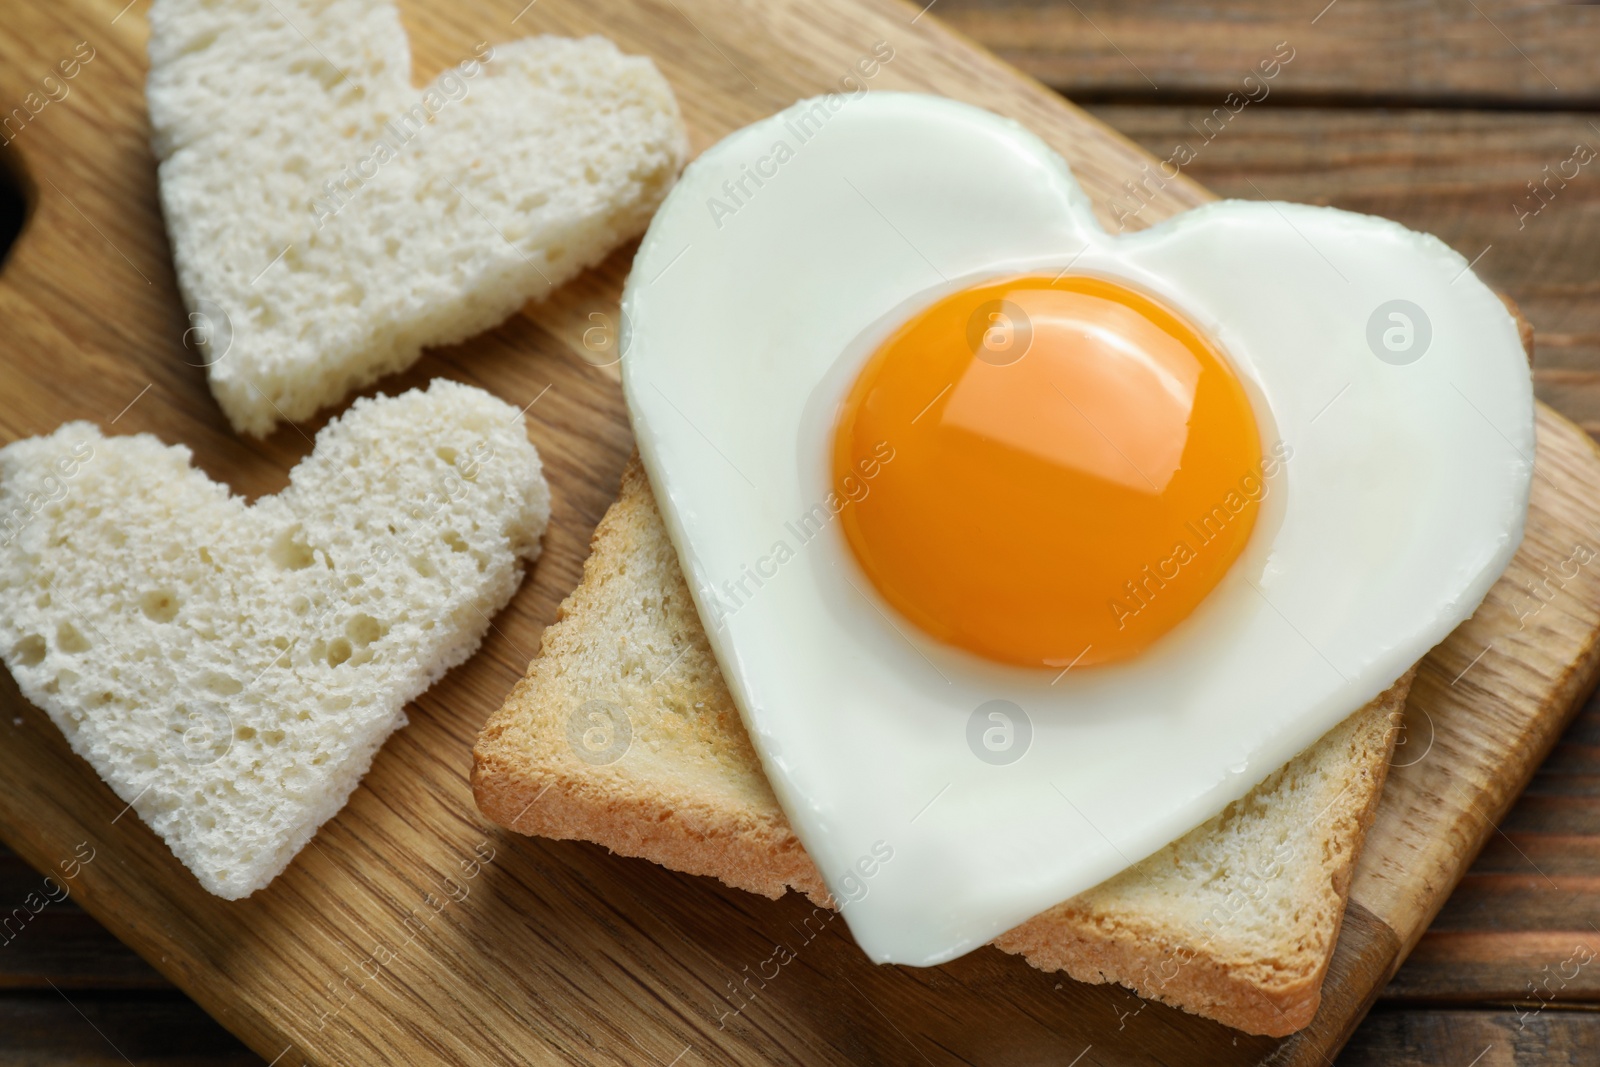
[473,458,1409,1035]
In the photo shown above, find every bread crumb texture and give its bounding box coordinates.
[147,0,688,435]
[473,457,1408,1036]
[1,379,550,899]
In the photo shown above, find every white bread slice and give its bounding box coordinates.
[147,0,688,436]
[473,457,1409,1036]
[0,379,549,899]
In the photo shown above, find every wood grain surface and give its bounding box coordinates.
[937,0,1600,106]
[2,0,1599,1065]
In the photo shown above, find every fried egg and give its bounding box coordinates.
[619,93,1533,965]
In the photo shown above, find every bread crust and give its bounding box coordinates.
[989,671,1410,1035]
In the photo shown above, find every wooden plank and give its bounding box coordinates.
[0,849,167,992]
[1385,930,1600,1002]
[940,0,1600,105]
[1378,691,1600,1003]
[1,4,1599,1067]
[1535,747,1600,777]
[1084,105,1600,439]
[1429,874,1600,932]
[0,994,263,1066]
[1470,832,1600,876]
[0,912,168,991]
[1339,1007,1600,1066]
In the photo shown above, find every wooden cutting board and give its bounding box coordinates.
[2,1,1598,1064]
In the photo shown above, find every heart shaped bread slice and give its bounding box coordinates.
[147,0,688,435]
[0,379,549,898]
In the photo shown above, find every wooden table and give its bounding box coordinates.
[3,1,1598,1063]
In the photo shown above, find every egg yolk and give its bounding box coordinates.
[832,274,1264,669]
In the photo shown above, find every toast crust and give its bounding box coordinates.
[473,459,1410,1036]
[989,670,1410,1034]
[473,459,830,904]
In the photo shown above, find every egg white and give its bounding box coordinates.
[620,92,1534,965]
